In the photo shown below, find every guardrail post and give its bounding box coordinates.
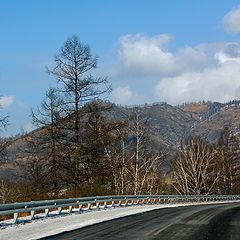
[87,203,91,210]
[69,206,73,213]
[78,204,82,212]
[94,198,99,210]
[124,197,128,207]
[30,210,35,220]
[13,212,18,224]
[111,198,114,208]
[45,208,49,217]
[58,207,62,214]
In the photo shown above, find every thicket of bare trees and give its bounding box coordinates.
[170,128,240,195]
[215,127,240,194]
[171,137,219,195]
[105,108,165,195]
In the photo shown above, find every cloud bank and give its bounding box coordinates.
[111,33,240,105]
[117,34,212,77]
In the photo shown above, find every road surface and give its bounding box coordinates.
[41,203,240,240]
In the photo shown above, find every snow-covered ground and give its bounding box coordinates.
[1,200,240,240]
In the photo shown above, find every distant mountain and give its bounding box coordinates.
[189,107,240,143]
[181,100,240,143]
[2,100,240,179]
[110,100,240,146]
[109,102,195,147]
[181,101,223,121]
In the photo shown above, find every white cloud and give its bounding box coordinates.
[222,6,240,33]
[0,96,14,108]
[154,59,240,105]
[112,86,135,105]
[118,34,175,76]
[116,34,212,78]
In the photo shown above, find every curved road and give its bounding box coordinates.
[41,203,240,240]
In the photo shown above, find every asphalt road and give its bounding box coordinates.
[41,203,240,240]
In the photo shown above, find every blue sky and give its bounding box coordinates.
[1,0,240,135]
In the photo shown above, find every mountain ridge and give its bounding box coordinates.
[1,99,240,180]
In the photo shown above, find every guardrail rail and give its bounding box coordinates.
[1,194,240,224]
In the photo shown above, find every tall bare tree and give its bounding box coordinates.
[47,35,110,195]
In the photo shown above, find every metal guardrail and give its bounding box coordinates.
[0,194,240,224]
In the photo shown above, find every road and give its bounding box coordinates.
[41,203,240,240]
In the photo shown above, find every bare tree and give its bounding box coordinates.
[0,116,8,130]
[47,35,110,195]
[127,108,164,195]
[0,179,11,204]
[0,99,11,165]
[0,102,9,130]
[116,128,129,195]
[171,136,220,195]
[104,123,129,195]
[19,136,49,199]
[216,126,240,194]
[31,88,65,196]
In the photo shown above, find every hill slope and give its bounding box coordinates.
[2,100,240,179]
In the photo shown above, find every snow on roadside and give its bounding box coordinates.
[1,200,240,240]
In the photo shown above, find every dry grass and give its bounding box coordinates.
[183,104,208,113]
